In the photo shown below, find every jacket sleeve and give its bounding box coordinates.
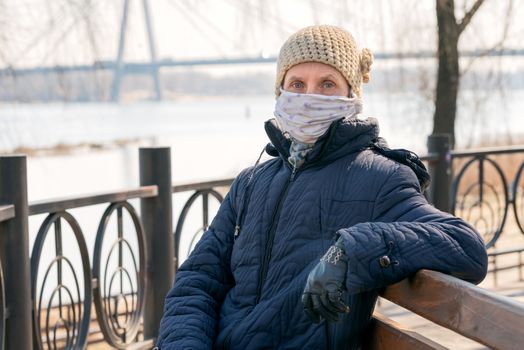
[337,164,488,295]
[156,175,243,349]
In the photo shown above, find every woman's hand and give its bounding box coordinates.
[301,239,350,323]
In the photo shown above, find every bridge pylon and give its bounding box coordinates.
[111,0,162,102]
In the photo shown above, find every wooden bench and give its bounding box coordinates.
[368,269,524,350]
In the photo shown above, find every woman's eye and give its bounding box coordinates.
[291,81,304,89]
[322,81,335,89]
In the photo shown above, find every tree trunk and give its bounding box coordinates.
[434,0,460,148]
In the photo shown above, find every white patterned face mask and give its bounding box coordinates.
[274,88,363,144]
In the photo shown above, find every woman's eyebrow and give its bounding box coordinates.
[285,74,338,82]
[318,74,338,80]
[285,75,303,82]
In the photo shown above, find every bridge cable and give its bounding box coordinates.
[177,0,236,48]
[165,0,226,56]
[222,0,299,39]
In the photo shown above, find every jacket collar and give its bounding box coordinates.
[264,117,380,167]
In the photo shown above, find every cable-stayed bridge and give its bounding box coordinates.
[0,0,522,102]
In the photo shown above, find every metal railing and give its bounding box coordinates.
[449,147,524,248]
[30,192,155,349]
[28,187,156,349]
[0,152,164,349]
[0,141,523,349]
[173,178,233,264]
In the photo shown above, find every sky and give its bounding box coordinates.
[0,0,523,69]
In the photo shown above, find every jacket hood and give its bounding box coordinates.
[264,117,380,166]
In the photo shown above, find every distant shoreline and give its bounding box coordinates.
[1,138,145,157]
[1,62,523,103]
[3,133,523,158]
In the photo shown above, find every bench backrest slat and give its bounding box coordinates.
[380,270,524,350]
[368,312,448,350]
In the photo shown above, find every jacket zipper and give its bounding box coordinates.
[254,124,341,305]
[222,167,298,349]
[222,126,341,347]
[255,166,297,304]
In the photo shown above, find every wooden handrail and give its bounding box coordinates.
[28,185,158,215]
[172,178,234,193]
[450,144,524,158]
[0,204,15,222]
[380,269,524,350]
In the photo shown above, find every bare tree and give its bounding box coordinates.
[434,0,486,147]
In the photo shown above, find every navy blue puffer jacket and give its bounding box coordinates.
[157,117,488,350]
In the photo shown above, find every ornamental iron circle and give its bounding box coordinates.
[30,211,92,350]
[92,201,146,349]
[513,160,524,235]
[174,189,224,266]
[451,156,509,248]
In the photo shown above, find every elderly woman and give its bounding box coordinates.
[156,25,487,349]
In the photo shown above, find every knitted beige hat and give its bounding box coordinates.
[275,25,373,97]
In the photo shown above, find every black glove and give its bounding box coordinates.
[301,238,350,323]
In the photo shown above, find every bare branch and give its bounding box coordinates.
[457,0,486,35]
[461,0,514,75]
